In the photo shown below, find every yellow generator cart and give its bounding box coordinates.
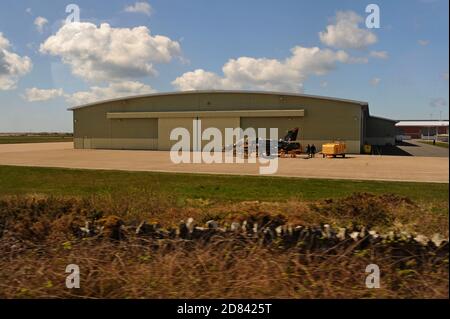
[322,142,346,158]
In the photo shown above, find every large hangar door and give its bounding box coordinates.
[158,117,195,151]
[241,117,304,140]
[158,117,240,151]
[110,118,158,150]
[200,117,240,150]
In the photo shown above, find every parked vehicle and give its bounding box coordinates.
[322,142,346,158]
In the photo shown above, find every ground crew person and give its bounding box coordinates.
[311,144,317,158]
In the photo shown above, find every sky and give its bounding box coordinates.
[0,0,448,132]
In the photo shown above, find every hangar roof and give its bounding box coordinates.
[68,90,369,111]
[368,115,398,123]
[396,120,449,127]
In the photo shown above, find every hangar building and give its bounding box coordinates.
[395,120,449,140]
[69,90,396,154]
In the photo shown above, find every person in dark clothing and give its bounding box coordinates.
[310,144,317,158]
[306,144,311,158]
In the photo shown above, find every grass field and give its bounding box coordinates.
[0,165,448,235]
[0,165,448,298]
[0,165,447,203]
[0,135,73,144]
[418,140,449,149]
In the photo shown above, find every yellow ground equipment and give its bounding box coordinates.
[322,142,346,158]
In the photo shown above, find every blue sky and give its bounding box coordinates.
[0,0,448,132]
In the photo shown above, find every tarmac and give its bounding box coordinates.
[396,139,449,157]
[0,142,448,183]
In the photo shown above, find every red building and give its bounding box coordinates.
[395,120,449,140]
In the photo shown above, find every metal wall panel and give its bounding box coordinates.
[158,117,195,151]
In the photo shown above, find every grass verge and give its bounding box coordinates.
[0,136,73,144]
[418,140,449,149]
[0,165,448,203]
[0,165,448,298]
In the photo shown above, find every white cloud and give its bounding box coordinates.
[124,2,152,16]
[418,39,430,46]
[66,81,156,105]
[369,50,388,59]
[0,33,33,90]
[370,77,381,86]
[25,81,156,105]
[171,69,224,91]
[429,97,447,108]
[319,11,377,50]
[34,16,49,33]
[0,34,9,49]
[40,22,181,82]
[173,46,365,92]
[23,88,64,102]
[320,81,328,88]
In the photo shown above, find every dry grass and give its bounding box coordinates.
[164,194,448,237]
[0,191,447,237]
[0,194,448,299]
[1,239,447,299]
